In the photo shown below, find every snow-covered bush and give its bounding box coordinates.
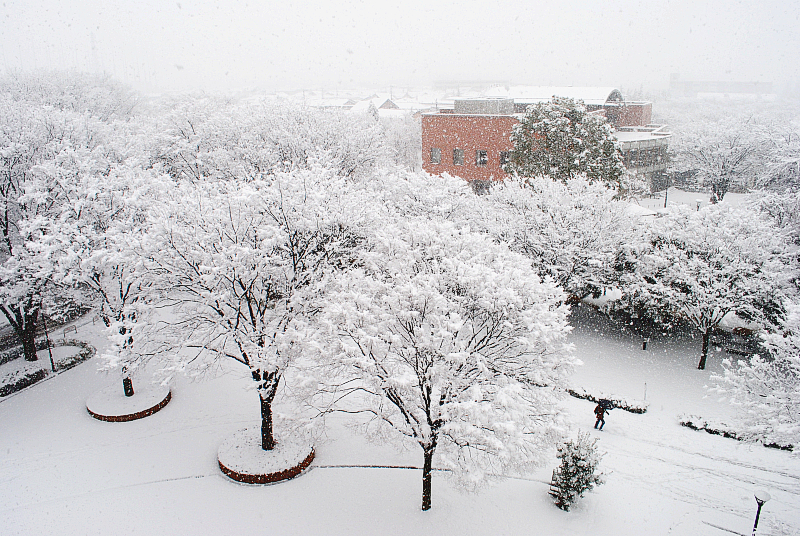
[550,432,605,511]
[566,386,649,414]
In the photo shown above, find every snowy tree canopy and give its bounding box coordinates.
[483,176,634,302]
[611,202,795,369]
[315,213,575,510]
[140,168,367,450]
[506,97,625,189]
[149,98,388,184]
[669,117,762,203]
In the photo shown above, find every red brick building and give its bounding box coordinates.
[421,99,518,182]
[422,88,666,185]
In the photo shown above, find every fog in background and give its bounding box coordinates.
[1,0,798,95]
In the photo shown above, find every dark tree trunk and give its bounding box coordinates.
[20,320,38,362]
[260,391,275,451]
[421,444,435,511]
[251,368,280,451]
[120,328,135,397]
[698,329,711,370]
[122,376,134,397]
[1,304,41,362]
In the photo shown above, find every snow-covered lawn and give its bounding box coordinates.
[1,305,798,536]
[637,187,751,213]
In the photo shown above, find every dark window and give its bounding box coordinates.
[453,148,464,165]
[430,147,441,164]
[499,151,511,166]
[476,150,488,167]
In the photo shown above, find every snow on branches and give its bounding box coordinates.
[316,214,576,510]
[506,97,625,189]
[611,202,794,369]
[484,176,634,303]
[549,432,605,511]
[712,301,800,451]
[142,168,366,450]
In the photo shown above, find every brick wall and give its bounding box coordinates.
[606,102,652,127]
[421,114,518,182]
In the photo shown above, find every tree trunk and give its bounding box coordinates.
[259,390,276,451]
[1,305,40,362]
[251,368,280,451]
[122,376,134,397]
[421,444,435,511]
[20,317,38,362]
[698,329,711,370]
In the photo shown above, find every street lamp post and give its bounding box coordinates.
[752,491,771,535]
[41,312,55,373]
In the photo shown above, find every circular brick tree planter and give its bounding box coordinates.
[218,427,315,484]
[86,384,172,422]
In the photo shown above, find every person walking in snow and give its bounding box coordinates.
[594,403,607,430]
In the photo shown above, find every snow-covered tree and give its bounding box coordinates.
[757,120,800,191]
[484,176,634,303]
[506,97,625,189]
[0,72,141,361]
[670,119,760,203]
[0,69,140,121]
[48,158,167,397]
[380,113,421,171]
[316,216,575,511]
[712,300,800,449]
[611,203,794,369]
[149,97,387,184]
[550,432,605,511]
[0,98,91,361]
[142,169,364,451]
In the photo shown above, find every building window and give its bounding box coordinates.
[499,151,511,166]
[430,147,441,164]
[453,148,464,166]
[476,150,488,167]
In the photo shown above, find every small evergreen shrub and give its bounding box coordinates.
[550,432,605,511]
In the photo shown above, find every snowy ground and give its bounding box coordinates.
[637,187,751,213]
[1,305,798,536]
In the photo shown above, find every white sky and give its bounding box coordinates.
[1,0,798,94]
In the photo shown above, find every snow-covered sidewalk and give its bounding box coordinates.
[1,305,798,536]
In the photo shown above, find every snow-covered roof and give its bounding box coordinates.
[348,96,400,115]
[485,85,623,106]
[613,125,671,147]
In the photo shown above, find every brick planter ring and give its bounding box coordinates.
[219,448,315,484]
[217,427,315,485]
[86,385,172,422]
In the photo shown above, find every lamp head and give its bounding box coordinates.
[754,491,771,506]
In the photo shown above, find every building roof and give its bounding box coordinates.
[484,85,624,106]
[613,125,671,148]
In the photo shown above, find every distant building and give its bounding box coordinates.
[421,86,669,187]
[669,73,774,99]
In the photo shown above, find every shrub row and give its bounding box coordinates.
[678,414,793,452]
[0,339,95,397]
[567,386,649,414]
